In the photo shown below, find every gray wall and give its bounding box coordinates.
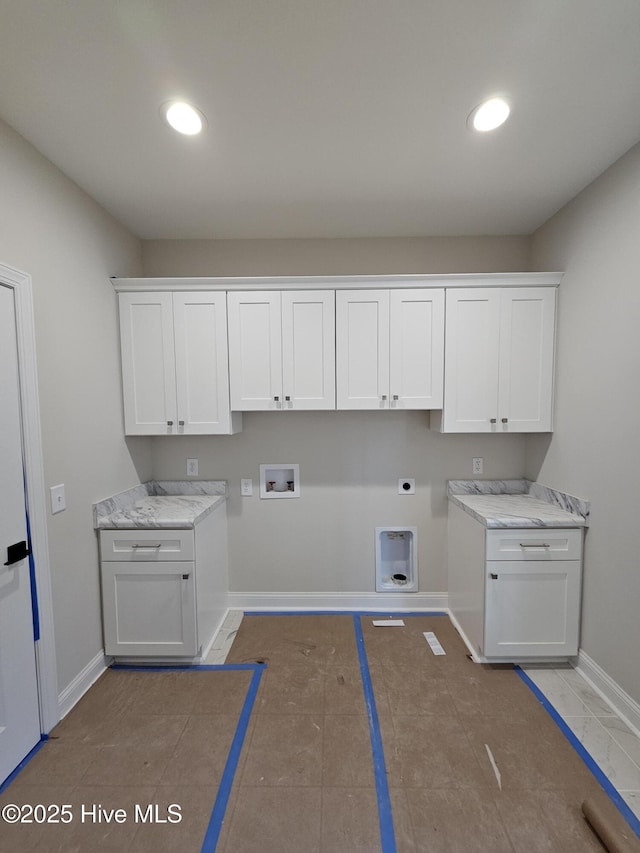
[529,141,640,705]
[0,119,149,694]
[144,237,531,595]
[141,235,530,278]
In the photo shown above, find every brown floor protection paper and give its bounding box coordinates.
[582,797,640,853]
[1,614,635,852]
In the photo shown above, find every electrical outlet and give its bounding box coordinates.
[472,457,484,475]
[50,483,66,514]
[186,458,199,477]
[398,478,416,495]
[241,478,253,496]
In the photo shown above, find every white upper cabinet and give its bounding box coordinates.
[434,287,556,432]
[227,290,335,411]
[336,289,444,410]
[119,292,240,435]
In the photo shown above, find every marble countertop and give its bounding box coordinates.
[447,480,589,528]
[94,480,226,529]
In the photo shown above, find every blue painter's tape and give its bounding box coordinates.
[201,663,265,852]
[110,661,266,850]
[111,663,258,672]
[353,614,397,853]
[245,610,447,617]
[516,667,640,839]
[0,735,48,794]
[23,470,40,642]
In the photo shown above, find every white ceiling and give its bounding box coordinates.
[1,0,640,240]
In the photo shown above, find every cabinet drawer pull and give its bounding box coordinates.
[490,573,498,580]
[131,543,162,550]
[519,542,550,548]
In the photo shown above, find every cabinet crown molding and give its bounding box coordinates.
[111,272,562,292]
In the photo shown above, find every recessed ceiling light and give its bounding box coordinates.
[468,97,510,132]
[161,101,206,136]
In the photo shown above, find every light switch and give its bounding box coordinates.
[241,478,253,497]
[50,483,66,514]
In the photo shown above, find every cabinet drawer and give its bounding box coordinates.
[100,529,194,561]
[486,528,582,561]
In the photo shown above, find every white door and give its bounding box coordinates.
[0,283,41,783]
[227,291,283,410]
[497,288,555,432]
[336,290,390,409]
[281,290,335,410]
[484,560,581,657]
[389,289,444,409]
[119,292,177,434]
[173,292,233,433]
[441,289,501,431]
[101,562,197,657]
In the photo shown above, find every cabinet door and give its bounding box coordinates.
[336,290,390,409]
[484,560,580,657]
[281,290,335,410]
[389,289,444,409]
[227,292,283,410]
[119,293,177,435]
[101,561,197,656]
[173,292,235,433]
[440,289,501,431]
[497,288,555,432]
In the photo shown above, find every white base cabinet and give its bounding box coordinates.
[99,504,228,660]
[448,503,582,660]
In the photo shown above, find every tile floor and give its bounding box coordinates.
[210,611,640,824]
[522,665,640,822]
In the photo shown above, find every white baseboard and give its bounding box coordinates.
[576,649,640,737]
[226,591,448,612]
[57,650,112,722]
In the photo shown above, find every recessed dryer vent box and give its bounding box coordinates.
[260,464,301,499]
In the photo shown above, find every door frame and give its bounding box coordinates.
[1,261,59,733]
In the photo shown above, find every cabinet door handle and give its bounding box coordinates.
[285,395,291,407]
[182,573,190,580]
[490,418,497,424]
[381,394,387,401]
[501,417,508,424]
[273,396,281,409]
[519,542,550,548]
[167,420,174,427]
[490,573,498,580]
[178,420,185,427]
